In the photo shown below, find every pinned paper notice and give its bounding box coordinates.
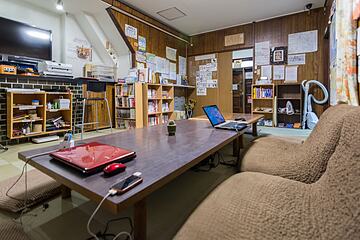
[125,24,137,39]
[166,47,177,62]
[207,79,218,88]
[255,41,270,66]
[261,65,272,80]
[273,65,285,80]
[288,30,318,54]
[285,66,298,82]
[288,54,306,65]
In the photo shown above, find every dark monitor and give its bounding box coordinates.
[0,17,52,60]
[202,105,226,127]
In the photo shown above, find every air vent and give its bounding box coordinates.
[157,7,186,21]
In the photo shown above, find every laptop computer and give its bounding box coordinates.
[202,105,248,131]
[50,142,136,174]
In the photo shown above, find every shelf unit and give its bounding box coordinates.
[276,84,303,128]
[143,84,174,127]
[251,84,275,127]
[7,91,72,140]
[115,83,143,129]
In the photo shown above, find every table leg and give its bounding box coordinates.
[134,198,147,240]
[252,122,258,137]
[61,185,71,199]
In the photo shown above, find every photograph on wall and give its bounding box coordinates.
[270,47,287,65]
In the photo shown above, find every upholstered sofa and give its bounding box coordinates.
[241,104,356,183]
[175,107,360,239]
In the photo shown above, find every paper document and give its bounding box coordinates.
[285,66,298,82]
[273,65,285,80]
[288,30,318,54]
[255,41,270,66]
[261,65,272,80]
[179,56,187,76]
[166,47,177,61]
[288,54,306,65]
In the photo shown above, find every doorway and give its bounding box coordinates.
[232,49,253,113]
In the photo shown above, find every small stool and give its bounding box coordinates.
[73,81,112,139]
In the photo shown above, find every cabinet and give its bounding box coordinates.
[7,91,72,139]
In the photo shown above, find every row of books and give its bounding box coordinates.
[117,109,136,119]
[116,119,136,129]
[116,84,134,97]
[253,87,273,99]
[116,97,135,108]
[148,116,160,126]
[148,101,159,113]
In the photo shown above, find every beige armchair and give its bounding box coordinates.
[240,104,357,183]
[175,109,360,240]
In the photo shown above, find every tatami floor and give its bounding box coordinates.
[0,126,310,240]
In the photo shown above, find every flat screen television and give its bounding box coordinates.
[0,17,52,61]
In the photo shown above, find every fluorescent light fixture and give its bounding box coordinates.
[26,30,50,40]
[157,7,186,21]
[56,0,64,11]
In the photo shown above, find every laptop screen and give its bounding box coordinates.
[203,105,226,127]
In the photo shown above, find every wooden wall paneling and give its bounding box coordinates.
[105,1,189,73]
[218,52,233,114]
[188,54,220,116]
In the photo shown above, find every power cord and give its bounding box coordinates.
[87,189,133,240]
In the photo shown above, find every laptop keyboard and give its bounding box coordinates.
[221,122,247,130]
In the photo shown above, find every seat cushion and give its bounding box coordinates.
[0,220,31,240]
[174,172,318,240]
[0,169,61,213]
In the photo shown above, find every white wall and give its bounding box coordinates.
[63,14,104,77]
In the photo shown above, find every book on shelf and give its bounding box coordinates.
[117,119,136,129]
[148,116,160,126]
[253,87,273,99]
[162,114,169,124]
[148,101,159,113]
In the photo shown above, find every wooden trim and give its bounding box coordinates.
[106,7,136,68]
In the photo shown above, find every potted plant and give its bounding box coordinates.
[167,120,176,136]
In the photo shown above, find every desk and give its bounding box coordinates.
[18,120,248,240]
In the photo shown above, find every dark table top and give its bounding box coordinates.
[18,120,245,214]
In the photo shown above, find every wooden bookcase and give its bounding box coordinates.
[7,91,72,139]
[251,84,275,127]
[276,83,303,128]
[115,83,143,129]
[143,83,175,127]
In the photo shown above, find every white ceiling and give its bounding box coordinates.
[121,0,325,35]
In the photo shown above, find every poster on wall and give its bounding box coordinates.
[285,66,298,82]
[67,38,92,61]
[166,47,177,61]
[138,36,146,52]
[125,24,138,39]
[288,54,306,65]
[273,65,285,80]
[288,30,318,54]
[179,56,187,76]
[255,41,270,66]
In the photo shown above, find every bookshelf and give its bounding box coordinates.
[276,84,303,128]
[7,91,72,139]
[251,84,275,127]
[143,84,175,127]
[115,83,143,129]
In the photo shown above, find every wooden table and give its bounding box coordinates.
[18,120,248,240]
[192,113,264,137]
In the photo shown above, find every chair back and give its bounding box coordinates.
[87,81,106,93]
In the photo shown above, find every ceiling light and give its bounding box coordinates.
[157,7,186,21]
[56,0,64,11]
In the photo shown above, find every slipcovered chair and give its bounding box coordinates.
[240,104,356,183]
[175,109,360,239]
